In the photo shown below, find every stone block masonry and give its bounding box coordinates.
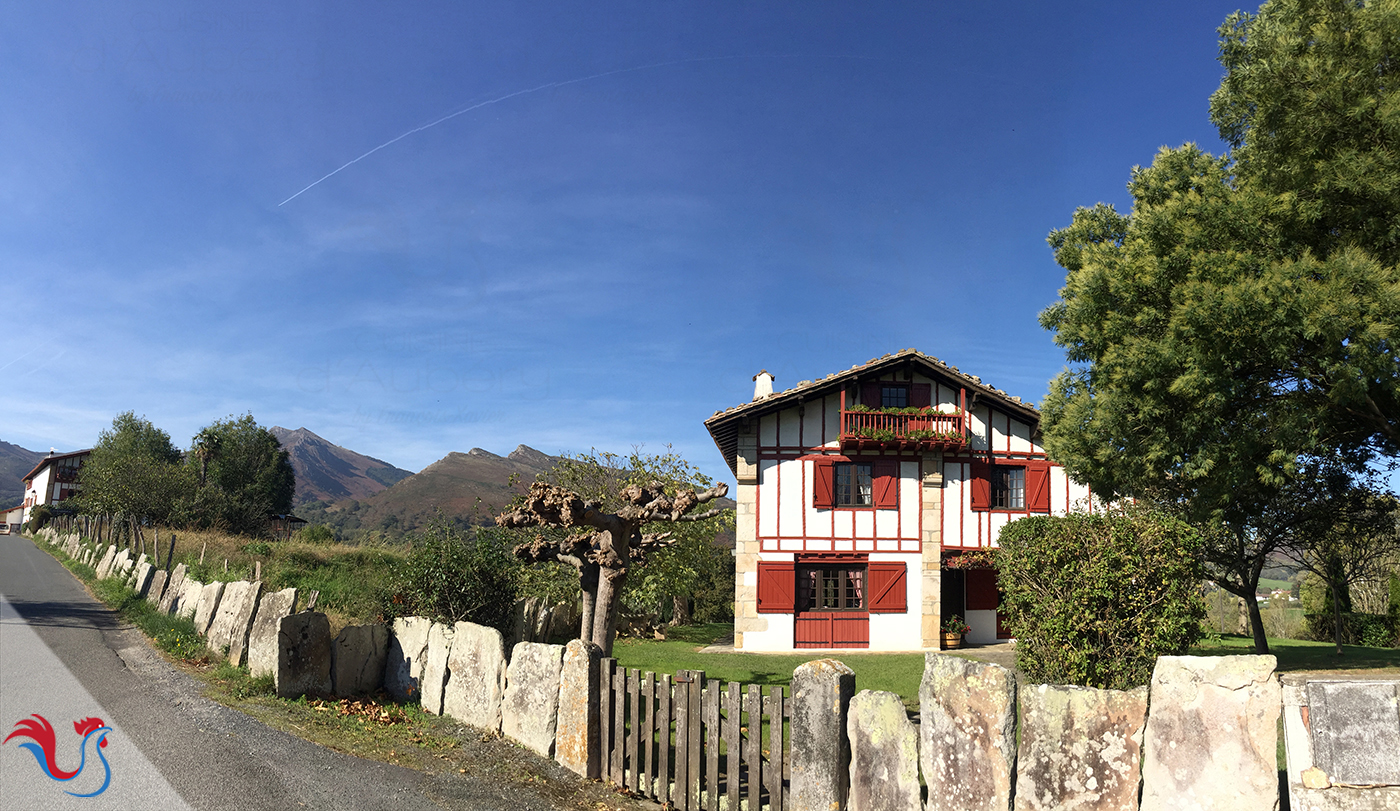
[247,588,298,679]
[501,642,564,758]
[1015,684,1148,811]
[207,580,263,666]
[789,658,855,811]
[332,624,388,697]
[275,611,332,699]
[440,621,506,731]
[1140,655,1280,811]
[383,616,432,702]
[419,622,455,716]
[554,640,601,779]
[921,653,1016,811]
[846,690,920,811]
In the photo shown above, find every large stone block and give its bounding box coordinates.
[1140,655,1280,811]
[145,569,168,607]
[441,621,506,731]
[847,690,920,811]
[192,581,226,636]
[1015,684,1148,811]
[1282,674,1400,811]
[419,622,455,716]
[247,588,299,679]
[95,545,116,579]
[132,562,155,599]
[207,580,263,665]
[159,564,187,615]
[921,653,1017,811]
[383,616,432,702]
[790,658,856,811]
[554,639,602,779]
[332,624,389,697]
[274,612,332,699]
[176,578,203,620]
[501,642,564,757]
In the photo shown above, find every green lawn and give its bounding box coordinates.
[610,625,1400,713]
[1190,633,1400,672]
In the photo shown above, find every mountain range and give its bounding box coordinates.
[0,440,45,506]
[269,426,413,504]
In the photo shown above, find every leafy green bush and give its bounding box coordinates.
[997,509,1207,689]
[25,504,53,533]
[295,524,335,545]
[1303,611,1397,647]
[381,521,518,632]
[241,541,273,557]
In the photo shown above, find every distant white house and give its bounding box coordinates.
[20,449,91,526]
[2,505,22,534]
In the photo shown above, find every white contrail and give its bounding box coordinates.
[277,54,859,207]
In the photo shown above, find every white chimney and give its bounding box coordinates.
[752,370,775,401]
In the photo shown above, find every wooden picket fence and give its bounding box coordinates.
[600,660,789,810]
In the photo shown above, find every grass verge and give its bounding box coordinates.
[27,533,646,811]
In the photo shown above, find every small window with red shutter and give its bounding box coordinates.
[756,561,795,613]
[867,561,907,613]
[813,457,899,509]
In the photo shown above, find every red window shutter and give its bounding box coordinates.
[867,562,907,613]
[911,383,932,409]
[861,381,883,408]
[813,459,835,509]
[970,460,991,511]
[756,562,795,613]
[873,460,899,509]
[1027,462,1051,513]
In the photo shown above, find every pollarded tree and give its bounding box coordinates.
[497,471,728,656]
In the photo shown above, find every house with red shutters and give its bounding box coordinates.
[704,349,1092,651]
[19,449,91,527]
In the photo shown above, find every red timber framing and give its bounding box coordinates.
[755,451,921,553]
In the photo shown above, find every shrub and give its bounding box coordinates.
[381,521,518,633]
[24,504,53,533]
[296,524,335,544]
[997,509,1207,690]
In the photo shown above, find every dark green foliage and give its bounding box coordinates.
[1304,612,1398,649]
[997,510,1207,689]
[24,503,53,533]
[241,541,273,557]
[179,415,295,536]
[76,412,191,526]
[381,521,519,633]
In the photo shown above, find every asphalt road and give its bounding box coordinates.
[0,533,592,810]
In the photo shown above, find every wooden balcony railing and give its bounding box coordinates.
[839,409,967,450]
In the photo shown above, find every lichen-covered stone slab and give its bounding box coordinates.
[384,616,432,702]
[1140,655,1280,811]
[441,621,506,731]
[95,545,116,579]
[847,690,919,811]
[159,564,187,615]
[921,653,1017,811]
[791,658,856,811]
[145,569,168,607]
[275,611,332,699]
[176,578,203,620]
[332,624,389,697]
[1015,684,1148,811]
[419,622,455,716]
[501,642,565,757]
[247,588,298,679]
[554,639,601,779]
[207,580,263,665]
[132,562,155,599]
[192,581,226,636]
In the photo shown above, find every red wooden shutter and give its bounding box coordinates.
[867,562,907,613]
[813,458,835,509]
[756,562,795,613]
[861,381,883,408]
[873,460,899,509]
[911,383,932,409]
[1026,462,1051,513]
[970,460,991,511]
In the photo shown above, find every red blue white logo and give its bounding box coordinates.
[5,714,114,797]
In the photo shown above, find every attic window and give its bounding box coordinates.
[880,385,909,408]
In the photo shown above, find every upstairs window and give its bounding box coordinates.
[991,466,1025,510]
[880,385,909,408]
[835,463,873,506]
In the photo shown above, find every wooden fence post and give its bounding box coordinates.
[659,674,673,807]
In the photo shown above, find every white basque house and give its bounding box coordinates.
[705,349,1091,651]
[19,449,91,526]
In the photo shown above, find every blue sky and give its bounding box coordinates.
[3,1,1243,486]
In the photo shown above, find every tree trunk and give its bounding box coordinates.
[1331,577,1345,656]
[670,595,691,627]
[1245,597,1269,654]
[578,563,599,644]
[592,567,627,657]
